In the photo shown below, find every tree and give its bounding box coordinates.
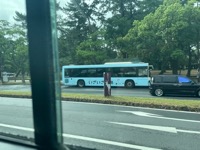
[13,11,27,28]
[0,12,29,83]
[76,29,117,64]
[125,0,200,75]
[101,0,163,58]
[12,12,29,83]
[57,0,163,65]
[58,0,103,65]
[7,35,28,83]
[0,20,14,82]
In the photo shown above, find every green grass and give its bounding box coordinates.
[0,91,200,111]
[0,91,31,96]
[0,82,30,85]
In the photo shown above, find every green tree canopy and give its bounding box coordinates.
[125,0,200,75]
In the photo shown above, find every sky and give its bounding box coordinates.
[0,0,66,23]
[0,1,26,22]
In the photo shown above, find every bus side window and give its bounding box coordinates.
[105,68,112,74]
[112,68,119,77]
[79,69,88,77]
[65,69,70,77]
[96,68,104,77]
[138,67,148,77]
[88,68,97,77]
[123,67,137,77]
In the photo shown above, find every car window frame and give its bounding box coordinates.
[25,0,66,149]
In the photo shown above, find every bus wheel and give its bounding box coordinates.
[125,80,135,88]
[77,80,85,87]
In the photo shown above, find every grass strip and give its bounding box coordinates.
[0,91,200,112]
[0,82,30,85]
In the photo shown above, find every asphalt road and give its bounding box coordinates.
[0,84,199,100]
[0,97,200,150]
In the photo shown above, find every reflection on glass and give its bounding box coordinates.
[0,0,200,150]
[58,0,200,150]
[0,0,33,141]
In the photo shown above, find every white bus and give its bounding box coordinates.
[62,62,152,88]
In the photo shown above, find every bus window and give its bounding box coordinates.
[65,69,70,77]
[96,68,105,77]
[88,68,97,77]
[138,67,148,77]
[123,67,137,77]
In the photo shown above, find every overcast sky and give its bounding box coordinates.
[0,1,26,22]
[0,0,66,23]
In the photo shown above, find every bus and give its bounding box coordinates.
[62,62,152,88]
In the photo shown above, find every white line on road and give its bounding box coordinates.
[107,122,177,133]
[107,121,200,135]
[177,129,200,134]
[0,123,33,132]
[118,111,200,123]
[63,134,162,150]
[0,123,162,150]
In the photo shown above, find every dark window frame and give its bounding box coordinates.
[26,0,66,149]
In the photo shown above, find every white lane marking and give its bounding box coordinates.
[0,123,33,132]
[0,123,162,150]
[121,111,162,117]
[107,122,177,133]
[177,129,200,134]
[108,121,200,135]
[118,111,200,123]
[63,134,162,150]
[64,101,200,114]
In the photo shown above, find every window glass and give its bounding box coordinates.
[79,69,88,77]
[1,0,200,150]
[65,69,70,77]
[123,67,137,77]
[178,76,192,83]
[153,76,162,83]
[163,76,177,83]
[138,67,148,77]
[112,68,121,77]
[58,0,200,148]
[87,68,96,77]
[0,0,34,141]
[96,68,105,77]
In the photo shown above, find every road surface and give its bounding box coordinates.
[0,97,200,150]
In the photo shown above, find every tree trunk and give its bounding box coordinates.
[0,64,3,83]
[159,62,167,74]
[186,47,192,77]
[16,70,21,77]
[159,66,166,74]
[0,73,2,83]
[171,61,178,75]
[197,41,200,71]
[21,68,26,84]
[172,68,178,75]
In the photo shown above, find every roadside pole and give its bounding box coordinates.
[104,72,111,97]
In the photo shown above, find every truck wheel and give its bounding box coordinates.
[196,90,200,97]
[154,88,164,96]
